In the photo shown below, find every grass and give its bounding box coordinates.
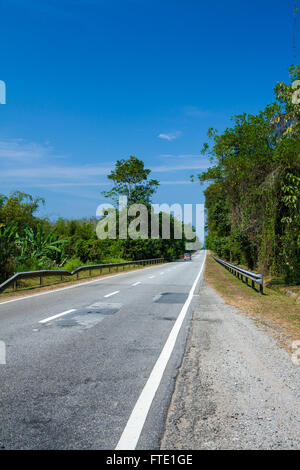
[264,276,300,296]
[0,262,160,301]
[205,255,300,350]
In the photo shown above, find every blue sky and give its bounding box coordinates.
[0,0,297,220]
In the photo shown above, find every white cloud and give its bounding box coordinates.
[160,180,192,185]
[0,138,112,183]
[1,162,206,179]
[160,153,201,159]
[1,165,112,179]
[0,139,60,161]
[151,163,209,172]
[0,137,209,199]
[21,182,110,188]
[157,131,182,141]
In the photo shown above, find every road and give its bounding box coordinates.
[0,251,206,450]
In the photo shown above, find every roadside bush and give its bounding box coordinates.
[63,257,84,272]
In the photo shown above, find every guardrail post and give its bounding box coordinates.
[77,272,79,280]
[13,280,17,292]
[212,255,264,296]
[40,276,43,286]
[259,280,263,295]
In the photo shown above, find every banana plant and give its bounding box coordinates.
[16,223,68,261]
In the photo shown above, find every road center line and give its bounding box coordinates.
[104,290,120,298]
[39,309,76,324]
[115,251,206,450]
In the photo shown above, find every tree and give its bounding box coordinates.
[102,155,159,205]
[0,191,44,234]
[198,67,300,282]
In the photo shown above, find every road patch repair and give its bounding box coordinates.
[154,293,188,304]
[40,302,122,329]
[161,282,300,450]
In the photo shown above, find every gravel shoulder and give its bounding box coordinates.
[161,282,300,450]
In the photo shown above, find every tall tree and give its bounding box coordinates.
[102,155,159,206]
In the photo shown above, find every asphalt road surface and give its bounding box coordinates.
[0,251,206,450]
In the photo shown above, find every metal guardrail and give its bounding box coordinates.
[0,258,165,294]
[212,255,264,294]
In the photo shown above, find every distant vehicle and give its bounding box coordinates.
[184,252,192,261]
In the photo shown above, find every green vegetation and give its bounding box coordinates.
[199,66,300,284]
[205,255,300,347]
[0,157,187,284]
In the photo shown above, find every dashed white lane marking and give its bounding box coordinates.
[160,272,164,275]
[104,290,120,298]
[39,309,76,324]
[115,251,207,450]
[148,276,155,279]
[131,282,141,286]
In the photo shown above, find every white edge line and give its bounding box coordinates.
[39,309,76,324]
[115,251,206,450]
[104,290,120,298]
[0,264,165,307]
